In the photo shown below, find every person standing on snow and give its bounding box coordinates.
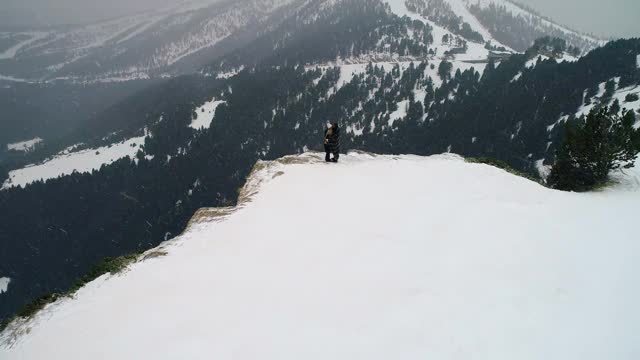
[325,122,340,162]
[324,122,334,162]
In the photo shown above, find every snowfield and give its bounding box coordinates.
[389,99,410,125]
[2,152,639,359]
[0,278,10,295]
[2,135,146,189]
[6,137,42,152]
[573,78,640,129]
[189,98,226,130]
[525,54,550,68]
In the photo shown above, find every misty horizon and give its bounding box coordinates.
[0,0,638,39]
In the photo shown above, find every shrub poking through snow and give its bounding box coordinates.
[68,254,139,294]
[548,107,640,191]
[466,157,538,182]
[625,93,639,103]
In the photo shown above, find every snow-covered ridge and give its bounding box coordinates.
[2,151,639,359]
[6,138,43,152]
[384,0,602,57]
[2,135,147,190]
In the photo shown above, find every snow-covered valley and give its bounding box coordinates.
[2,152,639,359]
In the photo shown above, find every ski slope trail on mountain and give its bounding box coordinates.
[382,0,512,53]
[1,152,639,359]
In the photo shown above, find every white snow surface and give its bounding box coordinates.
[535,158,552,181]
[383,0,424,22]
[525,54,550,68]
[611,85,640,125]
[524,53,578,71]
[336,63,368,89]
[575,80,609,118]
[6,138,43,152]
[345,123,364,136]
[511,71,522,82]
[2,135,146,189]
[2,152,640,359]
[574,80,640,128]
[0,278,10,294]
[447,0,494,42]
[389,99,409,125]
[189,99,226,130]
[0,74,30,83]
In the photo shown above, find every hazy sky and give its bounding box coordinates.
[0,0,638,38]
[0,0,178,27]
[518,0,639,39]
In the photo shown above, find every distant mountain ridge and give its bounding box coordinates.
[0,0,604,83]
[0,0,303,83]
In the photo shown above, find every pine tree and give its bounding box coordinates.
[603,79,616,99]
[424,79,435,104]
[438,60,453,82]
[625,93,639,102]
[0,164,8,184]
[548,107,639,191]
[407,98,424,123]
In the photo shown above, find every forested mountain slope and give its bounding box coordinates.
[0,0,605,162]
[0,0,602,83]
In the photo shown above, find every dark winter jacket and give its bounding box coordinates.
[327,125,341,153]
[324,128,333,145]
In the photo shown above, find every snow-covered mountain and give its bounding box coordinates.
[385,0,602,52]
[0,0,603,83]
[1,0,635,338]
[0,0,303,82]
[467,0,603,51]
[2,152,639,359]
